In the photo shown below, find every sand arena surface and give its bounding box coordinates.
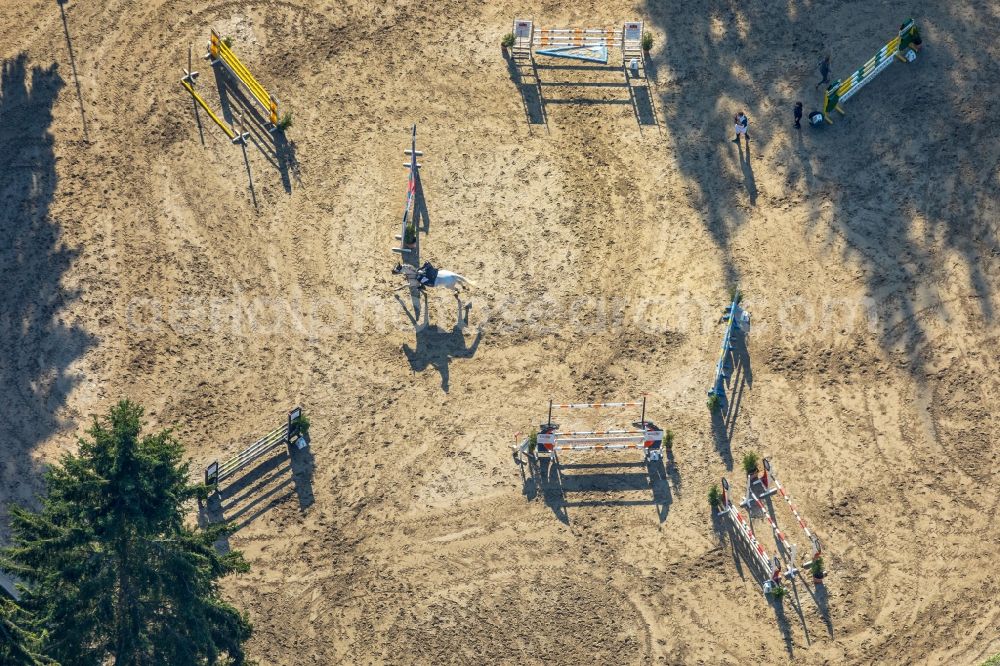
[1,0,999,663]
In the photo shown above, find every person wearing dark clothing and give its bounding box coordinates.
[794,102,803,129]
[816,54,831,89]
[732,111,749,144]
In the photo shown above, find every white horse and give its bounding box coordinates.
[392,262,475,296]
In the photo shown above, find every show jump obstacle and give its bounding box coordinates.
[393,125,422,257]
[204,407,309,487]
[520,398,666,463]
[743,458,824,571]
[512,19,644,67]
[708,290,750,412]
[207,30,283,132]
[822,19,921,123]
[718,477,785,595]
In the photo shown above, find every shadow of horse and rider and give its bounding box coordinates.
[393,261,481,393]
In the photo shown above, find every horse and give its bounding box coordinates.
[392,262,475,297]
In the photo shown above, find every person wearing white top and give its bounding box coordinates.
[732,111,749,145]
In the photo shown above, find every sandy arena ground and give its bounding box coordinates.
[2,0,999,663]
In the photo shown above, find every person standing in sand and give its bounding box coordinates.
[732,111,749,144]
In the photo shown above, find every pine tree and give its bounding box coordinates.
[1,400,251,665]
[0,589,55,665]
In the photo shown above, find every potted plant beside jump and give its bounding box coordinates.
[810,556,826,585]
[291,411,310,437]
[403,221,417,250]
[642,31,653,52]
[742,451,760,482]
[501,32,515,59]
[708,483,722,511]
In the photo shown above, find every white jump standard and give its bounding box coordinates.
[532,398,666,463]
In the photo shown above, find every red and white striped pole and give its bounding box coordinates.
[764,458,822,564]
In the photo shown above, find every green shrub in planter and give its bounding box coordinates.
[277,112,293,131]
[708,483,722,508]
[527,429,538,455]
[404,222,417,245]
[770,584,787,599]
[742,451,759,477]
[641,31,653,51]
[292,412,310,436]
[810,556,825,578]
[707,393,721,412]
[501,32,516,48]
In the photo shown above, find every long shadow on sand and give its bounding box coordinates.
[212,64,300,193]
[711,326,751,469]
[644,2,999,376]
[198,441,314,552]
[531,454,678,524]
[722,517,798,655]
[506,53,546,128]
[0,54,95,532]
[510,56,657,128]
[397,294,481,393]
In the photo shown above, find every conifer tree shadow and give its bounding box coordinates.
[770,593,796,657]
[645,2,999,376]
[288,439,315,510]
[273,130,301,193]
[710,505,727,544]
[0,54,94,533]
[518,451,539,501]
[412,167,431,234]
[814,581,834,636]
[536,456,569,524]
